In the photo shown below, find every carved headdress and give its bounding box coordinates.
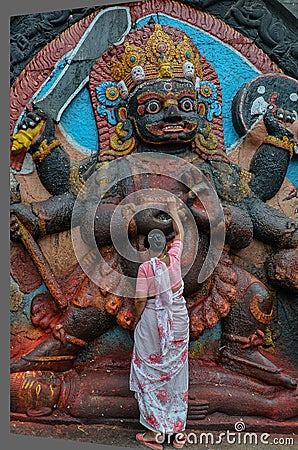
[110,24,202,96]
[89,23,225,160]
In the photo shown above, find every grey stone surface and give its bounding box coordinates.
[279,0,298,17]
[10,422,298,450]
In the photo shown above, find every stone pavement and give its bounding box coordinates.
[10,421,297,450]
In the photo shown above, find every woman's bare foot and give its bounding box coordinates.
[136,432,163,450]
[173,432,187,449]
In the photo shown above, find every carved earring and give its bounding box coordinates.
[99,105,136,158]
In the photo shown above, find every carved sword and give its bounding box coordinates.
[33,6,131,122]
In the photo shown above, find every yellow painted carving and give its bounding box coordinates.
[10,120,44,154]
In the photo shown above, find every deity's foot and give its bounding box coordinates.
[219,343,297,390]
[187,398,209,420]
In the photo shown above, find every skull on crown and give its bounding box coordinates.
[131,65,146,84]
[183,61,195,79]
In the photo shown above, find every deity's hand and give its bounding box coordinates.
[10,203,40,241]
[10,106,56,156]
[11,110,44,155]
[30,293,59,330]
[263,104,296,142]
[116,203,137,238]
[51,324,67,345]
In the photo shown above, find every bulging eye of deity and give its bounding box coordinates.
[179,98,195,112]
[145,100,162,114]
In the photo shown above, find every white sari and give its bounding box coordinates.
[130,257,189,434]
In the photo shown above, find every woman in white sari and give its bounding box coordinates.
[130,199,189,450]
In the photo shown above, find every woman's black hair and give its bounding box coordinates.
[144,229,167,252]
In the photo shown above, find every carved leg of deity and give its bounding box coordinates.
[10,303,115,373]
[10,365,298,422]
[219,281,297,389]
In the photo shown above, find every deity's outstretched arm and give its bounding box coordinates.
[248,106,296,201]
[10,108,119,244]
[10,108,172,246]
[241,107,298,248]
[243,192,298,248]
[199,106,298,250]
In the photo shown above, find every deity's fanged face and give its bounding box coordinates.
[127,79,204,150]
